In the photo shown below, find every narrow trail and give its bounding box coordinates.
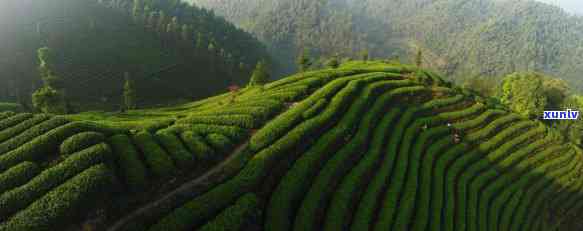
[107,141,250,231]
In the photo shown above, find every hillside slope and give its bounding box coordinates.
[190,0,583,91]
[0,62,582,230]
[0,0,269,107]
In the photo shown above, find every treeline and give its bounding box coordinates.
[192,0,583,91]
[0,0,270,110]
[190,0,384,75]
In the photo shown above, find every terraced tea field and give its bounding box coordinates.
[0,61,582,230]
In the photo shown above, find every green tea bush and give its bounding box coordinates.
[60,131,106,156]
[155,131,195,169]
[0,164,116,231]
[0,112,14,120]
[205,133,233,154]
[487,144,566,231]
[464,125,544,231]
[0,162,40,194]
[0,117,69,155]
[198,193,261,231]
[180,131,215,161]
[178,115,256,129]
[0,113,33,132]
[320,109,400,231]
[171,124,247,140]
[293,84,407,231]
[148,78,373,231]
[109,134,148,191]
[516,154,580,231]
[268,79,380,230]
[0,143,110,218]
[132,131,176,178]
[0,121,112,171]
[250,73,381,151]
[301,98,327,119]
[0,115,50,143]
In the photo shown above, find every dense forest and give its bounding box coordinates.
[0,0,269,110]
[191,0,583,91]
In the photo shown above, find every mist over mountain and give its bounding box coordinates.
[190,0,583,91]
[536,0,583,14]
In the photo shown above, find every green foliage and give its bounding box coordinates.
[0,164,116,231]
[500,72,547,118]
[109,134,148,191]
[198,193,261,231]
[0,121,113,171]
[123,72,137,110]
[0,103,23,113]
[0,143,111,218]
[248,60,270,86]
[0,116,69,155]
[132,131,176,178]
[0,162,40,194]
[60,131,106,156]
[155,131,196,169]
[205,133,233,154]
[0,115,50,143]
[0,113,34,133]
[180,131,215,161]
[297,48,312,72]
[33,47,67,115]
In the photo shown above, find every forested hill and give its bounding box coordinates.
[0,0,269,108]
[190,0,583,91]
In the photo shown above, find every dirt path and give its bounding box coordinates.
[107,141,250,231]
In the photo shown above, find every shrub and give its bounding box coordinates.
[292,85,406,231]
[0,143,110,218]
[0,162,40,194]
[319,109,400,231]
[0,164,116,231]
[178,115,256,129]
[249,73,377,151]
[301,98,327,119]
[148,78,372,231]
[180,131,215,161]
[205,133,233,154]
[463,125,544,231]
[0,116,69,155]
[198,193,261,231]
[170,124,247,141]
[487,143,566,231]
[0,121,113,171]
[0,113,33,132]
[132,131,176,178]
[0,114,50,143]
[109,134,148,191]
[155,131,196,169]
[60,131,106,156]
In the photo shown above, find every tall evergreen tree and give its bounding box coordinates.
[123,72,137,110]
[415,48,423,67]
[360,49,369,62]
[249,60,270,86]
[32,47,67,114]
[132,0,144,23]
[297,47,312,72]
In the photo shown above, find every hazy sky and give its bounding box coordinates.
[536,0,583,14]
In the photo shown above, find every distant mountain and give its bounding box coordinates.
[190,0,583,91]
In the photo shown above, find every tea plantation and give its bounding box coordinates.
[0,61,582,230]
